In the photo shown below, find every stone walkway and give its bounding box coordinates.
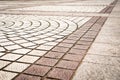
[0,0,119,80]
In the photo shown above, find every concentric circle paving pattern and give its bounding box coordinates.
[0,15,91,79]
[0,0,117,80]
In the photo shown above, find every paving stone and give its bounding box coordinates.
[47,68,73,80]
[36,57,58,66]
[0,71,17,80]
[13,49,31,54]
[80,37,94,42]
[17,55,39,63]
[73,44,90,50]
[63,54,83,62]
[0,54,22,61]
[28,50,47,56]
[15,74,41,80]
[52,46,69,53]
[77,40,92,45]
[0,52,5,56]
[56,60,79,70]
[4,62,30,72]
[69,48,87,55]
[5,45,22,50]
[24,65,51,76]
[62,39,76,44]
[58,42,74,48]
[37,45,54,50]
[0,60,11,69]
[45,51,65,59]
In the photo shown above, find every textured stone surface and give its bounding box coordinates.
[24,65,51,76]
[48,68,74,80]
[0,0,118,80]
[73,62,120,80]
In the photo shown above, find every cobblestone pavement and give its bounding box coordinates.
[0,0,119,80]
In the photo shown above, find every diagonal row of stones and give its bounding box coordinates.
[100,0,118,13]
[13,16,107,80]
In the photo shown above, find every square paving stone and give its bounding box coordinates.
[47,68,73,80]
[0,52,5,56]
[0,71,17,80]
[4,62,30,72]
[0,60,11,69]
[0,47,5,51]
[73,45,89,50]
[63,54,83,62]
[45,51,64,59]
[36,57,58,66]
[13,49,31,54]
[52,46,69,53]
[24,65,51,76]
[62,39,76,44]
[28,50,47,56]
[15,74,41,80]
[17,55,39,63]
[58,42,74,48]
[69,48,86,55]
[37,45,54,50]
[56,60,79,70]
[0,54,22,61]
[5,45,22,50]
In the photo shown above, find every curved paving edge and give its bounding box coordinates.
[12,16,107,80]
[0,0,118,80]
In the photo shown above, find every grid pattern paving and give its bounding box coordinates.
[0,0,117,80]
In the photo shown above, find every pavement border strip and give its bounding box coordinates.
[46,16,107,80]
[0,0,118,80]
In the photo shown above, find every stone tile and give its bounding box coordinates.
[58,42,74,48]
[5,45,22,50]
[14,39,28,44]
[0,52,5,56]
[24,65,51,76]
[13,49,31,54]
[77,40,92,45]
[69,48,86,55]
[0,47,5,51]
[37,45,53,50]
[0,41,14,46]
[52,46,69,53]
[0,54,22,61]
[44,42,58,46]
[45,51,64,59]
[28,50,47,56]
[88,43,120,56]
[48,68,73,80]
[0,71,17,80]
[20,42,36,47]
[73,62,120,80]
[0,60,11,69]
[4,62,30,72]
[17,55,39,63]
[80,37,94,42]
[62,39,76,44]
[34,40,47,44]
[73,44,89,50]
[83,54,120,66]
[63,54,83,61]
[36,57,58,66]
[56,60,79,70]
[15,74,41,80]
